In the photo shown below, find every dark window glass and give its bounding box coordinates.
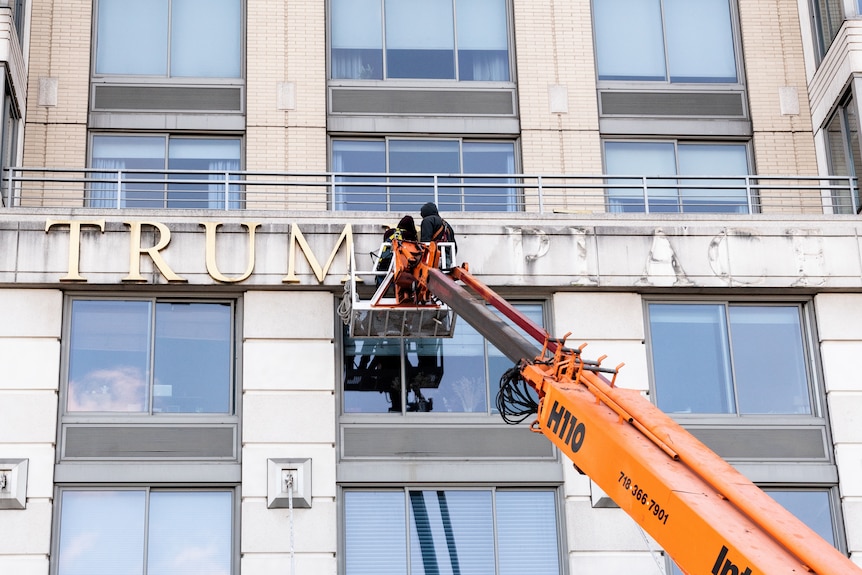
[649,303,812,415]
[95,0,241,78]
[344,303,542,414]
[331,0,510,81]
[811,0,845,60]
[344,489,559,575]
[68,300,233,414]
[604,141,749,214]
[824,95,861,213]
[90,135,241,209]
[333,139,517,212]
[57,490,233,575]
[594,0,737,83]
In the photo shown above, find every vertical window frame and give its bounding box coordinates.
[62,296,238,418]
[341,486,563,575]
[92,0,243,79]
[810,0,846,61]
[824,91,862,214]
[53,486,239,575]
[88,133,243,209]
[644,299,823,419]
[330,136,520,212]
[602,139,752,214]
[329,0,514,82]
[592,0,742,86]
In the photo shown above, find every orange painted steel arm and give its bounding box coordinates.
[389,243,862,574]
[522,358,861,575]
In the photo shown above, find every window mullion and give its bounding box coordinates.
[452,0,460,80]
[142,488,152,575]
[148,300,157,415]
[491,488,500,575]
[381,0,388,79]
[166,0,173,77]
[399,339,407,415]
[724,302,742,415]
[659,0,671,82]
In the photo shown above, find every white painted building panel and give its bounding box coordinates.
[0,555,49,575]
[0,499,52,554]
[566,500,658,551]
[243,339,336,391]
[240,498,337,553]
[0,290,61,338]
[241,552,337,575]
[244,291,335,340]
[0,392,58,443]
[569,551,670,575]
[816,294,862,340]
[835,445,862,498]
[553,292,646,340]
[0,339,60,391]
[820,341,862,393]
[243,391,336,444]
[826,392,862,443]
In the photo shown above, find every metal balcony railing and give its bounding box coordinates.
[2,167,859,215]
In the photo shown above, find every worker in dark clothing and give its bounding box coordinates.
[396,214,418,241]
[419,201,457,269]
[420,202,443,242]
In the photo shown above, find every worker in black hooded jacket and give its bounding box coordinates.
[420,202,444,242]
[419,201,457,269]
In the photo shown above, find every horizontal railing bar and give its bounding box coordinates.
[3,167,857,216]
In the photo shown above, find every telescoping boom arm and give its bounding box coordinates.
[375,238,862,575]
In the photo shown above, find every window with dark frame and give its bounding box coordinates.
[56,489,234,575]
[332,138,518,212]
[824,93,862,214]
[603,140,750,214]
[811,0,845,61]
[88,135,242,209]
[330,0,511,82]
[647,302,813,415]
[94,0,241,78]
[593,0,738,84]
[343,488,560,575]
[66,299,234,415]
[343,303,542,414]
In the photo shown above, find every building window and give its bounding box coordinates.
[811,0,844,60]
[647,303,813,415]
[94,0,241,78]
[604,141,749,213]
[56,489,234,575]
[89,135,241,209]
[824,94,861,213]
[331,0,510,81]
[67,299,234,414]
[344,303,542,414]
[0,84,19,205]
[332,138,517,212]
[593,0,737,83]
[344,488,559,574]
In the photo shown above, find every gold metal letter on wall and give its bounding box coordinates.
[123,221,186,283]
[283,223,354,284]
[45,219,106,282]
[202,222,261,283]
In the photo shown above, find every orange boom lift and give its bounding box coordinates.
[341,237,862,575]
